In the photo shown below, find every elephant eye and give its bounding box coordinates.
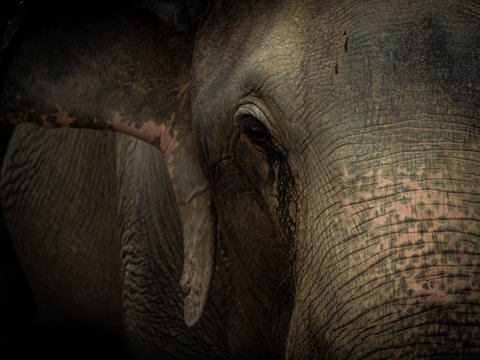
[243,116,271,145]
[233,100,283,155]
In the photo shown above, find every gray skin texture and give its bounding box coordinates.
[2,126,263,359]
[2,0,480,359]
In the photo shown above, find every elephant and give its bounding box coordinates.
[1,0,480,359]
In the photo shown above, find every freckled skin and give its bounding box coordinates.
[2,0,480,359]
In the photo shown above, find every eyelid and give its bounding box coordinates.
[233,96,286,156]
[234,103,267,122]
[233,96,274,130]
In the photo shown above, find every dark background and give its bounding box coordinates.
[1,0,37,344]
[0,126,37,343]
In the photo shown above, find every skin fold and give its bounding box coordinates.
[1,0,480,359]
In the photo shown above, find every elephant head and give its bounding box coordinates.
[2,0,480,358]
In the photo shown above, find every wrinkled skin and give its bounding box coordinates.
[2,126,262,359]
[2,0,480,359]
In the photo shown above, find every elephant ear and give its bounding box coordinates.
[0,8,213,327]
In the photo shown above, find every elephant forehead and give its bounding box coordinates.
[240,4,317,66]
[192,0,480,156]
[192,1,316,92]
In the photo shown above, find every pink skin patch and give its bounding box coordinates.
[336,165,480,305]
[405,281,457,305]
[44,108,76,128]
[3,104,181,175]
[109,111,180,168]
[290,161,480,358]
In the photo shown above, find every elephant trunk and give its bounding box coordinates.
[288,156,480,359]
[284,9,480,352]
